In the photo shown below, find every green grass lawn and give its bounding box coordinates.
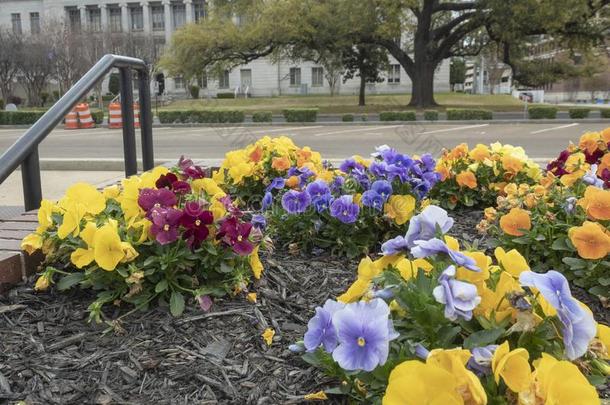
[160,92,529,114]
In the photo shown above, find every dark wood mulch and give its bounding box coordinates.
[0,252,354,405]
[0,207,607,404]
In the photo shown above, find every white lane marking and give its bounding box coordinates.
[418,124,489,135]
[249,125,324,134]
[313,125,402,137]
[530,123,579,134]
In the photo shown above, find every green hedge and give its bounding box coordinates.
[0,111,45,125]
[0,99,4,110]
[424,110,439,121]
[600,109,610,119]
[158,110,245,124]
[446,109,492,120]
[283,109,318,122]
[379,111,416,121]
[91,110,104,125]
[216,92,235,99]
[252,111,273,122]
[528,106,557,119]
[568,109,590,119]
[342,114,354,122]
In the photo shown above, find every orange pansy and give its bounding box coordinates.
[499,208,532,236]
[456,171,477,189]
[578,186,610,220]
[285,175,300,188]
[502,155,524,174]
[271,156,290,171]
[437,164,451,181]
[598,153,610,175]
[469,144,491,161]
[569,221,610,260]
[578,132,602,155]
[601,127,610,144]
[249,146,263,163]
[448,143,469,160]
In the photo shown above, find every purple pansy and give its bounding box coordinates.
[262,192,273,210]
[216,216,254,255]
[304,299,345,352]
[282,190,312,214]
[582,164,604,188]
[266,177,286,192]
[519,270,597,360]
[138,188,177,212]
[432,265,481,321]
[380,235,410,255]
[149,207,183,245]
[330,195,360,224]
[405,205,454,248]
[339,158,364,174]
[411,238,480,272]
[361,190,384,211]
[306,180,331,200]
[251,214,266,230]
[467,345,498,376]
[313,194,333,213]
[331,298,399,371]
[371,180,393,200]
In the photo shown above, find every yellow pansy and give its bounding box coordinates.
[103,185,121,199]
[192,178,225,197]
[60,182,106,215]
[37,199,56,232]
[34,272,51,291]
[456,251,491,285]
[444,235,460,251]
[249,246,264,279]
[428,348,487,405]
[212,169,225,184]
[21,233,43,255]
[384,195,416,225]
[247,292,257,303]
[120,242,138,263]
[93,222,125,271]
[210,193,227,219]
[520,353,599,404]
[303,391,328,400]
[597,324,610,358]
[475,271,522,322]
[491,341,531,393]
[262,328,275,346]
[70,222,98,268]
[228,162,255,184]
[138,166,169,189]
[494,247,529,277]
[338,256,380,303]
[57,202,86,239]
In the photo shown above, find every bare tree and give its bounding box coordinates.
[17,33,55,107]
[481,44,509,94]
[47,22,89,95]
[0,29,22,101]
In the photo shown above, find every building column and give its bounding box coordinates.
[120,2,129,32]
[163,0,172,43]
[141,1,151,33]
[79,5,88,31]
[99,4,108,30]
[184,0,193,23]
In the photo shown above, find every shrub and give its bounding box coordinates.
[102,94,116,102]
[189,85,200,99]
[158,110,245,124]
[0,99,4,110]
[40,92,50,106]
[252,111,273,122]
[108,73,120,95]
[7,95,23,106]
[423,110,439,121]
[90,109,104,125]
[360,114,368,121]
[52,90,60,101]
[0,111,45,125]
[528,106,557,119]
[216,92,235,99]
[568,108,589,119]
[379,111,416,121]
[600,108,610,119]
[446,108,492,120]
[21,161,267,321]
[283,108,318,122]
[342,114,354,122]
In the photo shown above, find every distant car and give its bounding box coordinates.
[519,92,534,102]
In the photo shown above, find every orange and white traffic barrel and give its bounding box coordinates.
[133,102,140,129]
[64,109,79,129]
[75,103,95,129]
[108,102,122,129]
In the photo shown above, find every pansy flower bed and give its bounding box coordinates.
[260,145,440,257]
[21,158,266,322]
[431,142,541,209]
[4,133,608,403]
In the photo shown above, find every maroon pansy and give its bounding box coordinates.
[155,173,179,189]
[138,188,177,212]
[150,207,183,245]
[216,216,254,256]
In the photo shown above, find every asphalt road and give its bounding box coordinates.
[0,122,607,165]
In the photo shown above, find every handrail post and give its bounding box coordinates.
[138,68,154,171]
[119,67,138,177]
[21,149,42,211]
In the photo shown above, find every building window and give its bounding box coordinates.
[30,12,40,35]
[172,4,186,29]
[151,5,164,30]
[311,67,324,87]
[218,70,230,89]
[130,6,143,31]
[109,7,122,32]
[198,73,208,89]
[88,8,101,32]
[153,38,166,57]
[174,76,184,90]
[387,64,400,84]
[194,1,206,22]
[11,14,22,35]
[68,8,81,32]
[289,67,301,86]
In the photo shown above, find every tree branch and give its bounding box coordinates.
[433,2,481,12]
[433,18,486,61]
[432,12,477,41]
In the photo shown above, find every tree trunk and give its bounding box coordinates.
[408,61,438,108]
[358,75,366,106]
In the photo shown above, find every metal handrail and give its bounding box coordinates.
[0,54,154,211]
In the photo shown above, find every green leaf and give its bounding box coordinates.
[561,257,586,269]
[170,291,185,316]
[56,273,85,290]
[155,279,168,293]
[550,238,571,251]
[464,328,505,349]
[598,278,610,286]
